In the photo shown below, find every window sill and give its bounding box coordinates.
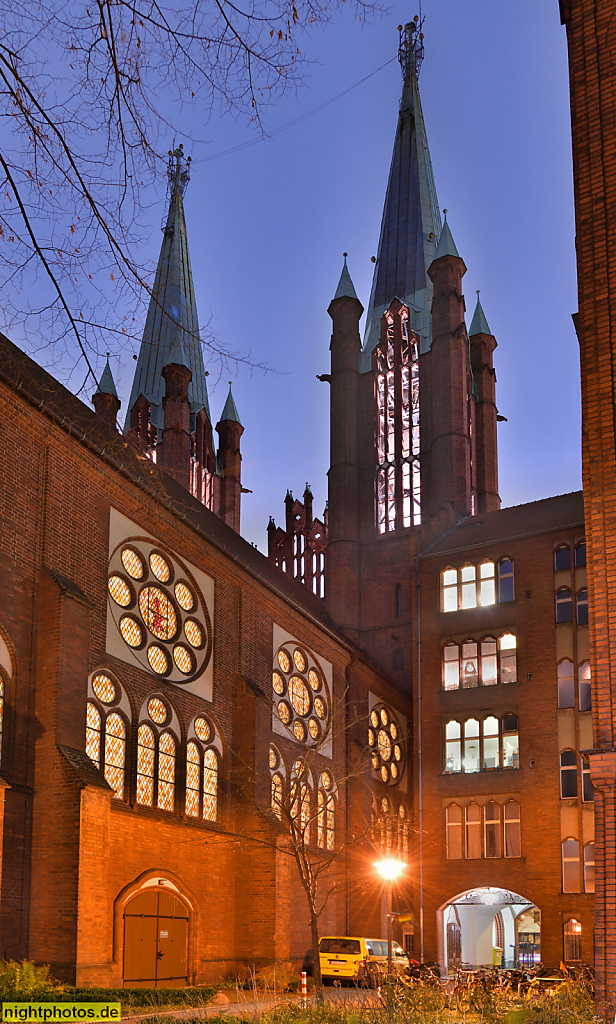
[442,766,520,776]
[110,799,225,831]
[441,681,521,693]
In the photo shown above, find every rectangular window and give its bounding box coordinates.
[582,759,594,802]
[446,804,463,859]
[442,569,458,612]
[584,843,595,893]
[481,639,498,686]
[560,751,578,798]
[482,717,500,770]
[461,642,479,688]
[465,803,482,859]
[579,662,591,712]
[563,919,582,961]
[498,560,515,602]
[460,565,477,609]
[558,660,575,709]
[463,719,480,773]
[484,802,502,858]
[443,645,460,690]
[479,561,496,606]
[504,801,521,857]
[562,840,580,893]
[499,633,517,683]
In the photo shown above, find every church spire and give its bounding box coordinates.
[125,144,211,434]
[361,19,442,366]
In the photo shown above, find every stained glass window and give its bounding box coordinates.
[293,720,306,742]
[137,724,155,805]
[104,713,126,798]
[149,553,171,583]
[278,649,291,673]
[120,616,143,648]
[378,729,392,761]
[370,710,379,729]
[293,649,307,672]
[92,673,116,704]
[289,677,310,716]
[369,705,404,785]
[308,718,320,739]
[203,749,217,821]
[326,794,335,850]
[300,784,311,842]
[269,746,278,770]
[121,547,144,579]
[317,791,325,847]
[272,773,283,819]
[173,644,193,675]
[314,697,326,720]
[175,581,194,611]
[108,576,132,607]
[186,741,200,817]
[321,771,332,790]
[139,587,177,641]
[147,645,169,675]
[194,717,210,742]
[147,698,166,725]
[308,669,320,691]
[184,620,203,648]
[86,702,101,767]
[278,701,291,724]
[273,672,285,695]
[158,732,175,811]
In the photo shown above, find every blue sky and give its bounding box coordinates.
[108,0,578,549]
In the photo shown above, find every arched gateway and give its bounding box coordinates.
[438,887,540,974]
[123,887,190,988]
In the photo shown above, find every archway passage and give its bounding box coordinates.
[123,889,189,988]
[439,888,539,974]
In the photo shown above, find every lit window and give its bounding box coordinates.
[563,918,582,960]
[555,546,572,571]
[503,714,519,768]
[137,724,155,806]
[104,713,126,798]
[300,783,311,843]
[273,642,330,747]
[444,715,519,773]
[443,644,460,690]
[368,703,404,785]
[92,673,116,704]
[481,638,498,686]
[562,840,580,893]
[271,773,283,820]
[203,749,218,821]
[463,719,480,772]
[482,717,499,770]
[446,804,462,859]
[317,790,325,846]
[460,565,477,609]
[484,802,501,858]
[574,542,586,568]
[504,801,521,857]
[398,804,409,856]
[186,741,201,817]
[442,569,458,612]
[465,803,482,859]
[557,660,575,709]
[157,733,175,811]
[326,793,335,850]
[461,642,479,687]
[498,560,515,602]
[86,702,102,767]
[579,662,592,712]
[185,733,218,822]
[478,561,496,606]
[556,588,573,623]
[576,590,588,625]
[560,750,578,798]
[499,633,517,683]
[584,843,595,894]
[445,720,461,772]
[582,757,594,803]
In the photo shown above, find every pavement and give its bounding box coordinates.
[120,986,381,1022]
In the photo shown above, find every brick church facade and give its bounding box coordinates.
[0,18,599,985]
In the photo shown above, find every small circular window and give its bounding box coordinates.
[149,553,171,583]
[148,697,168,724]
[122,548,144,580]
[173,644,194,675]
[147,645,169,675]
[194,717,210,742]
[108,576,132,608]
[120,616,143,648]
[175,581,194,611]
[92,673,116,704]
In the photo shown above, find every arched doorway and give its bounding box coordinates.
[123,888,189,988]
[438,888,540,974]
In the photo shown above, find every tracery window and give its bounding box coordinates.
[107,542,211,683]
[442,633,516,689]
[441,560,515,612]
[444,714,519,773]
[316,771,335,850]
[272,642,330,747]
[368,703,405,785]
[85,672,126,799]
[185,716,219,822]
[375,304,421,532]
[136,697,177,811]
[446,800,521,860]
[289,760,313,845]
[269,744,285,821]
[562,840,580,893]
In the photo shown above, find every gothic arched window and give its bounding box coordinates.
[85,672,127,799]
[375,304,421,532]
[136,697,177,811]
[317,771,335,850]
[185,715,219,822]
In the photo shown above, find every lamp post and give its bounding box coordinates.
[374,858,406,980]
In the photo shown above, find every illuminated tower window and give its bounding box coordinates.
[375,304,421,531]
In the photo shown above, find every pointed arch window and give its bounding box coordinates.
[560,750,578,798]
[579,662,591,712]
[556,588,573,622]
[562,839,580,893]
[465,803,482,859]
[136,698,177,812]
[584,843,595,893]
[563,919,582,961]
[317,772,336,850]
[86,685,126,799]
[484,801,501,858]
[271,773,283,820]
[185,717,219,822]
[557,660,575,709]
[375,306,421,532]
[446,804,462,860]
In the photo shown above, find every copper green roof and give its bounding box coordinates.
[433,211,460,260]
[469,292,492,336]
[361,24,442,367]
[125,147,210,433]
[96,356,119,400]
[332,254,359,301]
[219,383,242,425]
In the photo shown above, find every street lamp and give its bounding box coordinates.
[374,858,406,979]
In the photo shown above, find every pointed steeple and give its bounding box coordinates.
[95,355,118,399]
[333,254,359,301]
[433,210,460,260]
[125,144,211,434]
[362,20,442,367]
[220,383,242,425]
[469,291,492,336]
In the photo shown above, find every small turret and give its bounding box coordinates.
[469,292,499,513]
[216,384,244,533]
[92,355,120,429]
[158,339,193,491]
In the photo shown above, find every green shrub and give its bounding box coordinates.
[0,961,61,1001]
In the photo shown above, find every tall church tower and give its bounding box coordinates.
[125,146,244,531]
[325,21,500,680]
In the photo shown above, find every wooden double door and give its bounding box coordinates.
[123,889,189,988]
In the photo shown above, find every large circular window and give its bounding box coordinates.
[368,703,405,785]
[273,643,330,746]
[107,541,211,683]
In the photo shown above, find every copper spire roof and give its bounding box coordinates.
[361,21,442,367]
[125,145,211,433]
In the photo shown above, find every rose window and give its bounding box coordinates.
[108,541,211,683]
[368,703,404,785]
[273,642,330,746]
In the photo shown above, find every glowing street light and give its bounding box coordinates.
[374,858,406,978]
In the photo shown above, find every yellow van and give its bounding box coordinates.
[318,936,409,983]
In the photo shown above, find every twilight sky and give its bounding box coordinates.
[106,1,580,548]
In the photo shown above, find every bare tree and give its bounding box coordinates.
[0,0,380,392]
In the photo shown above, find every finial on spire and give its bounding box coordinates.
[167,143,191,199]
[398,16,425,82]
